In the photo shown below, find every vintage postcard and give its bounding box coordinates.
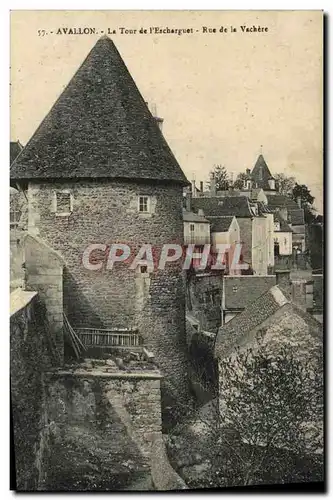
[10,10,324,492]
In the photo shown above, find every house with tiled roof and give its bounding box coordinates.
[10,36,190,412]
[182,209,211,270]
[215,277,322,358]
[214,283,323,452]
[221,274,276,324]
[191,196,274,275]
[266,194,306,252]
[206,216,241,275]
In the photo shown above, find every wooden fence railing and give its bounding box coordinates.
[75,328,142,348]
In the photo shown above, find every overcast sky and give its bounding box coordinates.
[11,10,323,212]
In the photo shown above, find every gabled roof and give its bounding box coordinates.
[10,37,188,187]
[215,285,321,358]
[10,141,23,165]
[266,194,300,210]
[250,188,264,201]
[289,209,305,225]
[251,154,275,190]
[192,196,253,218]
[182,209,209,223]
[257,201,272,216]
[208,215,234,233]
[224,275,276,310]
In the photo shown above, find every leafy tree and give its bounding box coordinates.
[292,183,315,207]
[233,172,249,190]
[291,183,316,226]
[208,165,229,191]
[274,173,296,196]
[166,338,323,488]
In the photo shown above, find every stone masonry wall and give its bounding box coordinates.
[27,179,190,414]
[24,235,64,363]
[41,372,164,491]
[10,290,55,490]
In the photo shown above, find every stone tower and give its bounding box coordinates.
[10,36,190,412]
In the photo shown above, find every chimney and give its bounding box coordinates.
[279,207,288,221]
[275,269,291,297]
[200,181,204,192]
[246,168,251,176]
[296,197,302,208]
[185,191,192,212]
[209,172,216,196]
[198,209,204,216]
[191,179,197,198]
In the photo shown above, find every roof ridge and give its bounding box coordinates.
[10,37,188,186]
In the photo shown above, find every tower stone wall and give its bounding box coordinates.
[27,179,190,408]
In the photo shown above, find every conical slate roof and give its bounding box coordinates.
[251,154,275,190]
[10,37,188,186]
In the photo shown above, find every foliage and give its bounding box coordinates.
[233,172,249,190]
[208,165,230,191]
[219,342,323,457]
[166,338,323,488]
[274,173,296,196]
[292,183,315,208]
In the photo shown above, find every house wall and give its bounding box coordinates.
[237,218,252,266]
[211,218,241,275]
[274,231,293,255]
[27,180,190,409]
[256,190,268,204]
[24,235,64,362]
[252,217,268,275]
[292,225,306,252]
[211,217,240,247]
[184,220,210,244]
[266,213,275,268]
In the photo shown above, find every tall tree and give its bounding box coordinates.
[292,183,316,225]
[208,165,230,191]
[292,183,315,207]
[233,172,249,190]
[274,173,296,196]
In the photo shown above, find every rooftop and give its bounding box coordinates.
[208,215,234,232]
[10,141,23,165]
[182,209,210,223]
[10,37,188,187]
[266,194,300,210]
[224,275,276,310]
[251,154,275,190]
[215,285,322,359]
[192,196,254,218]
